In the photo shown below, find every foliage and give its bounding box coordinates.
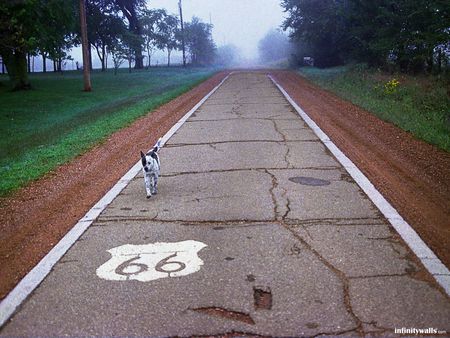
[215,44,241,67]
[0,68,216,195]
[281,0,450,73]
[0,0,75,89]
[299,65,450,151]
[184,17,216,66]
[154,12,180,67]
[86,0,126,71]
[140,8,166,67]
[258,29,292,64]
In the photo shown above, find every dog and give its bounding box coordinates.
[140,138,162,198]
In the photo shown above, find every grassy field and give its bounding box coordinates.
[298,65,450,152]
[0,67,216,196]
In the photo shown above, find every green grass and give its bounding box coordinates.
[298,65,450,152]
[0,67,216,196]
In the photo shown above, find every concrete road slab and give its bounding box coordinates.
[162,142,290,173]
[2,222,356,337]
[351,276,450,329]
[270,169,380,220]
[167,119,283,144]
[288,223,419,277]
[99,170,275,222]
[191,103,299,121]
[3,71,449,337]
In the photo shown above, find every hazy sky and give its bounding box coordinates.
[149,0,286,59]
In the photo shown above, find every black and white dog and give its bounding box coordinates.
[140,138,162,198]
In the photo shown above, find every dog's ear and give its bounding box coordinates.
[140,151,146,166]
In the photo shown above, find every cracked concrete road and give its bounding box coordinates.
[2,72,449,337]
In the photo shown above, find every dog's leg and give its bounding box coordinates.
[144,173,152,198]
[152,174,158,195]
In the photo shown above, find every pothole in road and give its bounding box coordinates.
[192,307,255,325]
[288,176,331,186]
[254,287,272,310]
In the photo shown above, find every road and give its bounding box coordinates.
[2,72,449,337]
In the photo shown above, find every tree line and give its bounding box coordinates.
[281,0,450,73]
[0,0,217,90]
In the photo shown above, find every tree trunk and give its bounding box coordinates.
[3,50,31,90]
[88,43,93,71]
[53,59,57,72]
[167,49,171,67]
[102,45,106,71]
[94,45,105,71]
[42,53,47,73]
[27,53,31,73]
[32,56,35,72]
[79,0,92,91]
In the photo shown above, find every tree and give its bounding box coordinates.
[282,0,450,73]
[87,0,126,71]
[140,8,165,68]
[281,0,351,67]
[215,44,241,67]
[115,0,146,69]
[184,17,216,66]
[0,0,74,89]
[258,29,292,64]
[155,13,180,67]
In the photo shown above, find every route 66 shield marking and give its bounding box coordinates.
[96,240,207,282]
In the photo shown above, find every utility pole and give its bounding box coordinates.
[79,0,92,91]
[178,0,186,67]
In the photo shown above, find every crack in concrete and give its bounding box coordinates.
[159,166,342,179]
[311,327,359,337]
[257,169,282,220]
[185,331,270,338]
[187,117,302,122]
[93,218,276,226]
[165,140,286,148]
[284,217,386,227]
[348,273,410,279]
[268,119,292,169]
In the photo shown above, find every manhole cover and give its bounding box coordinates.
[288,176,331,186]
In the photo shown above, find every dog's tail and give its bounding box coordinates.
[153,137,162,153]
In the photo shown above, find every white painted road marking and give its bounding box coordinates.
[96,240,207,282]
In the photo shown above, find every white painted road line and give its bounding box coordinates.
[0,73,230,328]
[269,74,450,296]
